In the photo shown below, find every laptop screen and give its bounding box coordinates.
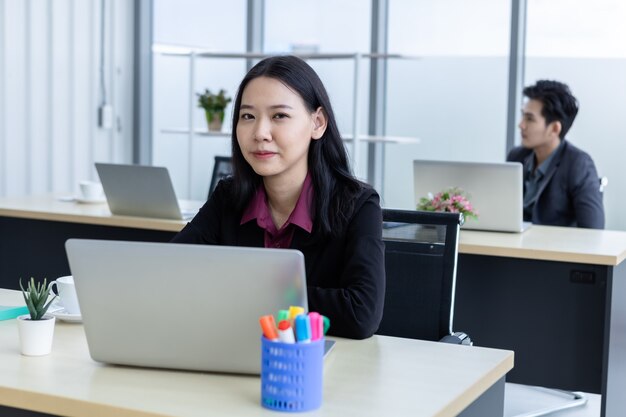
[413,160,525,232]
[65,239,308,374]
[95,163,185,220]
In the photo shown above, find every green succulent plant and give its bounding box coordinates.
[19,277,57,320]
[197,88,231,113]
[197,89,232,127]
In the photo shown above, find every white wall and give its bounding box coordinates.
[382,57,509,210]
[0,0,134,198]
[152,0,246,200]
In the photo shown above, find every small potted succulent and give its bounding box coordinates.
[17,278,57,356]
[197,88,232,132]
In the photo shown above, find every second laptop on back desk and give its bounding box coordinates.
[413,159,530,233]
[95,163,201,220]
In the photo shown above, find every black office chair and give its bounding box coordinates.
[376,209,469,344]
[378,210,587,415]
[208,156,233,198]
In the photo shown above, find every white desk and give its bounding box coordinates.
[0,290,512,417]
[3,195,626,261]
[460,225,626,266]
[0,194,201,232]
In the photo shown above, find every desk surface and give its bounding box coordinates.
[0,194,201,232]
[460,225,626,266]
[2,194,625,266]
[0,290,513,417]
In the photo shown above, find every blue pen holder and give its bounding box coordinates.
[260,336,324,412]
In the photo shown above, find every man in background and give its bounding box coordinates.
[507,80,604,229]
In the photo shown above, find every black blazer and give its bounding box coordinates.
[171,179,386,339]
[507,140,604,229]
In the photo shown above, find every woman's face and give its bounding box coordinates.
[236,76,326,186]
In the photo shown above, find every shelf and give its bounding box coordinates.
[162,128,230,137]
[154,47,422,197]
[152,45,421,61]
[342,135,420,144]
[161,128,420,144]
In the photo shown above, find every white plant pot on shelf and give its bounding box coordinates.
[17,314,56,356]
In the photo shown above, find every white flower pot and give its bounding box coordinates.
[17,314,56,356]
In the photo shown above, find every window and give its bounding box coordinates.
[383,0,512,209]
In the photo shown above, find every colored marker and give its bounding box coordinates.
[288,306,305,322]
[322,315,330,335]
[277,320,296,344]
[295,314,312,343]
[259,315,279,341]
[308,312,323,341]
[276,309,290,324]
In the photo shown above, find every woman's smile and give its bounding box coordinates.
[251,150,278,160]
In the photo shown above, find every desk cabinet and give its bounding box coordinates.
[455,253,626,417]
[0,216,176,290]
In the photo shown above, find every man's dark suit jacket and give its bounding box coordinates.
[171,179,386,339]
[507,140,604,229]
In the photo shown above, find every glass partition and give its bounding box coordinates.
[383,0,511,209]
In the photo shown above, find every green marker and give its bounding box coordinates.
[276,309,289,323]
[322,315,330,334]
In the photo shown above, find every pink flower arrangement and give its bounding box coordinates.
[417,187,478,223]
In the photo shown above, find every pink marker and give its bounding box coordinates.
[308,312,323,341]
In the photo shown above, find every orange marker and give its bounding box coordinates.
[259,315,279,341]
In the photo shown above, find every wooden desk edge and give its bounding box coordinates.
[0,209,186,232]
[0,386,167,417]
[460,243,622,266]
[444,351,514,417]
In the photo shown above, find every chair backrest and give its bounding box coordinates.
[376,209,462,341]
[208,156,233,198]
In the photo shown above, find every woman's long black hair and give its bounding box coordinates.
[230,55,364,237]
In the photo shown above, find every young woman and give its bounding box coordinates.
[172,56,385,339]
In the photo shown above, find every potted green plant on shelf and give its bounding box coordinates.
[17,277,57,356]
[197,88,232,132]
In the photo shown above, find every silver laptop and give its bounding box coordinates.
[65,239,308,374]
[413,160,529,233]
[95,163,196,220]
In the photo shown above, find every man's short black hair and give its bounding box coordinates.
[523,80,579,140]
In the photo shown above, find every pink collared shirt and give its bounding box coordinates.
[240,173,314,248]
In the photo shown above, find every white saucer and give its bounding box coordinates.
[75,196,106,204]
[50,308,82,323]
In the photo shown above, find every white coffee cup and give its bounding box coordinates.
[79,180,104,201]
[48,276,81,315]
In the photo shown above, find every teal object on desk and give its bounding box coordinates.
[0,305,29,321]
